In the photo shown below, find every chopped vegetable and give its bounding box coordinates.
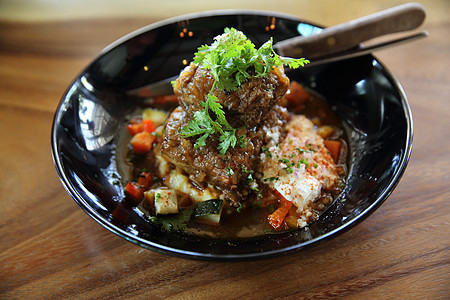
[284,211,300,229]
[125,182,146,201]
[193,199,224,225]
[151,188,179,215]
[284,81,310,109]
[137,171,153,188]
[142,119,155,134]
[127,121,144,136]
[130,131,156,154]
[142,108,169,127]
[267,196,292,230]
[317,125,335,139]
[324,140,342,163]
[127,118,155,137]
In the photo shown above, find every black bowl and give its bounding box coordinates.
[51,10,413,261]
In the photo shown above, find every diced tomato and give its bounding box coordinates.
[324,140,342,163]
[137,171,153,188]
[125,182,146,200]
[267,191,293,230]
[130,131,156,154]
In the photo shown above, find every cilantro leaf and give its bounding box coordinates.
[179,111,212,137]
[148,208,193,232]
[218,129,237,155]
[178,110,215,148]
[180,27,309,155]
[206,94,231,130]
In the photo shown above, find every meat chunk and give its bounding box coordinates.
[160,106,289,203]
[172,63,290,127]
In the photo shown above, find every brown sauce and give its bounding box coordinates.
[123,84,348,238]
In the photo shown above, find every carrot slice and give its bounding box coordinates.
[285,81,310,108]
[127,122,144,136]
[324,140,342,163]
[267,197,293,230]
[127,119,155,136]
[137,171,153,188]
[130,131,155,154]
[125,182,145,200]
[143,119,155,133]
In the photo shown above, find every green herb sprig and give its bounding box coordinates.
[193,28,309,91]
[148,208,193,232]
[179,27,309,155]
[178,85,239,155]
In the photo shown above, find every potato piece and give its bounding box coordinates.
[142,108,169,127]
[317,125,335,139]
[150,188,179,215]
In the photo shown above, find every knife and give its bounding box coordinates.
[274,2,426,58]
[127,2,427,98]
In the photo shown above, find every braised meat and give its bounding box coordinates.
[124,28,346,234]
[161,105,289,203]
[173,63,290,128]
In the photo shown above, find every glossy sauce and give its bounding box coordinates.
[124,86,347,238]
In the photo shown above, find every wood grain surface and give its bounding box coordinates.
[0,1,449,298]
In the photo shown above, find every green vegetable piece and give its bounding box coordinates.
[193,199,224,225]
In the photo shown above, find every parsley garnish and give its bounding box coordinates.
[226,166,234,176]
[179,27,309,155]
[263,176,279,182]
[236,202,243,213]
[261,146,273,158]
[194,27,309,91]
[148,208,193,232]
[278,158,290,164]
[178,90,237,155]
[299,158,309,169]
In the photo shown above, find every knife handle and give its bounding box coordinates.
[275,2,426,59]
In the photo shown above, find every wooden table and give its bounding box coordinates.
[1,1,448,298]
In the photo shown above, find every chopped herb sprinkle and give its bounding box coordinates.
[236,202,243,213]
[225,166,234,176]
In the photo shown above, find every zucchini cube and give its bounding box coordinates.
[193,199,223,225]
